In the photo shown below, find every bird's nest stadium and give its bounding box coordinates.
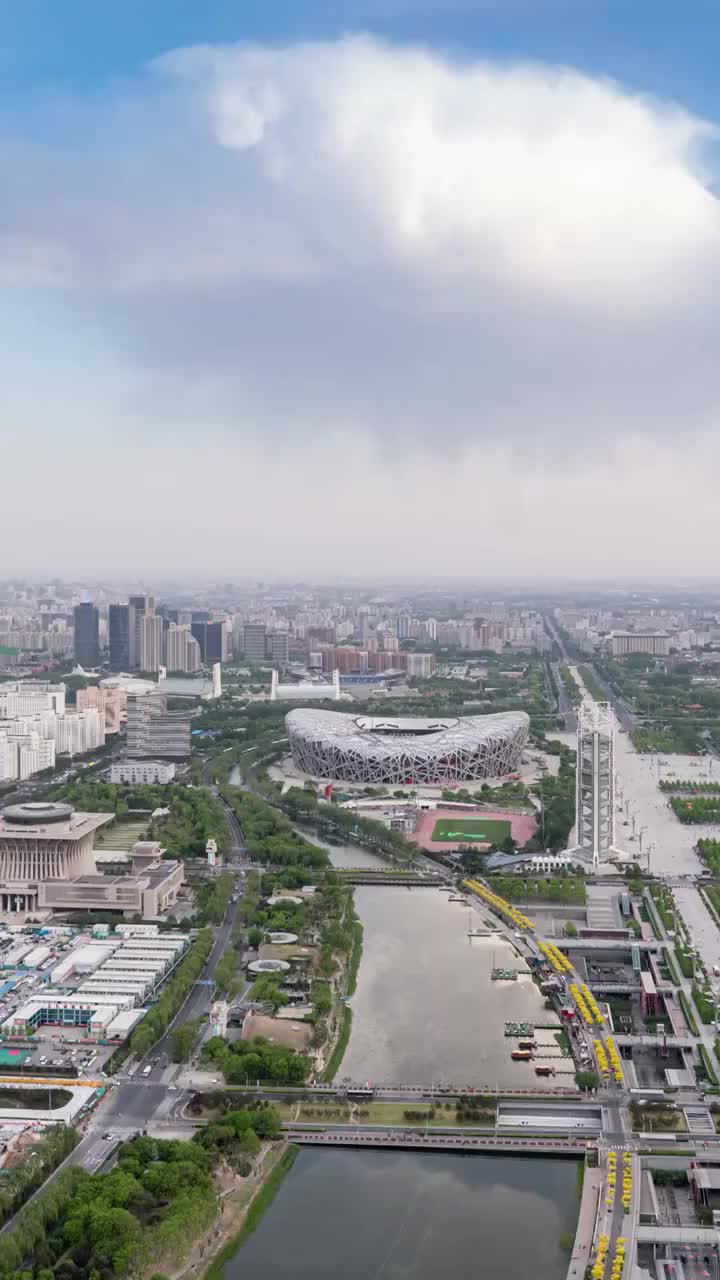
[285,709,530,786]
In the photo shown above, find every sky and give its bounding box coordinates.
[2,1,720,581]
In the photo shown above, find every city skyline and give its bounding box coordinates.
[1,3,719,577]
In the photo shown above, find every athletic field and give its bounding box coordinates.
[414,807,537,853]
[431,817,511,845]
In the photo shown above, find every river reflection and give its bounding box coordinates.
[222,1149,578,1280]
[343,887,561,1087]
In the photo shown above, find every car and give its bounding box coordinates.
[102,1131,111,1140]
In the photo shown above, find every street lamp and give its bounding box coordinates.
[638,827,648,853]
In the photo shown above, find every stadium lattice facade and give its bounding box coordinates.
[285,710,529,785]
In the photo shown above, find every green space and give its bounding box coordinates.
[559,665,582,706]
[671,796,720,824]
[432,817,511,844]
[679,990,699,1035]
[0,1124,78,1231]
[203,1035,311,1086]
[661,780,720,794]
[629,1102,688,1133]
[0,1131,224,1280]
[50,779,230,858]
[648,882,675,933]
[486,874,586,904]
[577,665,607,702]
[529,739,577,851]
[692,981,717,1025]
[594,655,720,754]
[128,928,214,1059]
[704,884,720,918]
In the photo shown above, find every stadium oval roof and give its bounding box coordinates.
[286,708,530,785]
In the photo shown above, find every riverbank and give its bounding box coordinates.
[319,910,364,1082]
[165,1142,298,1280]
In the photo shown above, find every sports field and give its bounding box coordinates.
[431,817,511,844]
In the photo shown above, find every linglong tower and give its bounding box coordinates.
[576,700,615,867]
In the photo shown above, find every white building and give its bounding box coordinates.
[165,625,201,674]
[610,631,671,658]
[76,685,122,734]
[139,614,164,673]
[0,682,66,718]
[110,760,176,785]
[54,708,105,756]
[405,653,435,679]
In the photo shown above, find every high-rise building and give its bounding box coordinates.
[191,620,227,664]
[73,602,99,668]
[108,604,130,670]
[128,595,155,669]
[405,652,436,678]
[165,625,201,673]
[243,623,267,662]
[269,631,289,667]
[76,685,122,734]
[138,614,163,673]
[576,701,616,867]
[126,690,191,759]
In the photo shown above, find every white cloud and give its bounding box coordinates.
[161,36,719,305]
[0,35,719,575]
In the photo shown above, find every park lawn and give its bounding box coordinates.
[431,817,511,844]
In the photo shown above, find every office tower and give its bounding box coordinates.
[165,625,201,673]
[576,701,616,867]
[138,614,163,673]
[242,622,267,662]
[190,620,227,665]
[128,595,155,669]
[73,602,99,668]
[126,689,191,759]
[108,603,130,670]
[269,631,289,667]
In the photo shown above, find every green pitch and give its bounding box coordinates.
[431,817,511,844]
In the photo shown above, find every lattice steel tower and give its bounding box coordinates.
[576,700,615,867]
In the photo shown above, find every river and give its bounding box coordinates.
[342,886,564,1086]
[221,1148,578,1280]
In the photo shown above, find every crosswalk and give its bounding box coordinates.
[81,1125,139,1172]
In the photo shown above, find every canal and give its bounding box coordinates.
[342,885,562,1087]
[221,1148,578,1280]
[229,779,561,1087]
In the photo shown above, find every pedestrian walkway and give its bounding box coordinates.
[566,1164,603,1280]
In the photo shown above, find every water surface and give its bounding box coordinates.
[343,886,561,1086]
[222,1148,578,1280]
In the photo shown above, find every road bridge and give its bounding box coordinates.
[285,1128,590,1155]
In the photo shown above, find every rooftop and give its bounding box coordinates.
[0,805,114,840]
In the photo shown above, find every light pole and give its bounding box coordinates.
[647,842,655,875]
[638,827,648,854]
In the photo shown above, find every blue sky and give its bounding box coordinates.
[2,0,718,114]
[2,3,720,579]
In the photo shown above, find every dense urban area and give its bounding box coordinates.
[0,581,719,1278]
